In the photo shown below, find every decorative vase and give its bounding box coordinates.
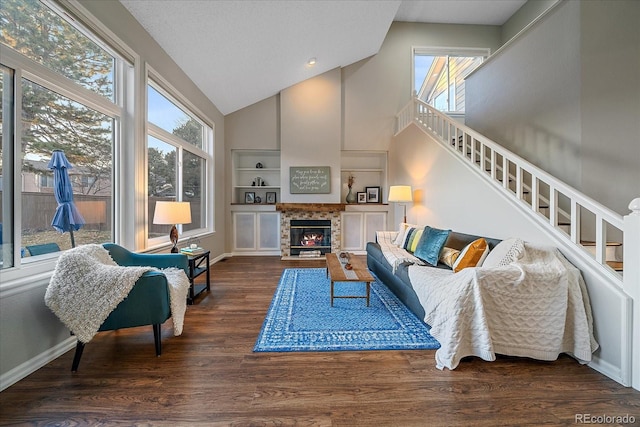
[346,187,357,204]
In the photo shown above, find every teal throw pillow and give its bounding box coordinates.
[414,226,451,266]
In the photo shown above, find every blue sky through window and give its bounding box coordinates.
[414,55,435,93]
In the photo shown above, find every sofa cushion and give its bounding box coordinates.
[453,238,489,272]
[408,228,424,253]
[402,227,419,251]
[483,237,525,268]
[393,223,413,246]
[439,247,461,268]
[414,226,451,266]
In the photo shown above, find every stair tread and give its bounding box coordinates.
[606,261,623,271]
[581,240,622,247]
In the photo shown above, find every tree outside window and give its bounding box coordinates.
[1,0,119,263]
[147,83,209,245]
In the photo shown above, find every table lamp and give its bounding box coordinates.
[388,185,413,223]
[153,201,192,252]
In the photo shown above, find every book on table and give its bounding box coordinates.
[180,247,204,255]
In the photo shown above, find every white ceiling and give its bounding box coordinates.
[120,0,526,115]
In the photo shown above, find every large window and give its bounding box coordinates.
[147,82,210,244]
[1,0,214,274]
[413,47,489,113]
[1,0,123,268]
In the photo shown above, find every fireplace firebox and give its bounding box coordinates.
[289,219,331,256]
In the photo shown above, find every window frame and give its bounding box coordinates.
[0,0,128,280]
[145,72,214,250]
[411,46,491,114]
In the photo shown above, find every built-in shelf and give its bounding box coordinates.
[340,151,388,203]
[232,149,280,204]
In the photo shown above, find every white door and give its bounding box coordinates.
[233,212,256,251]
[258,212,280,251]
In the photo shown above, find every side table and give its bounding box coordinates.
[186,250,210,304]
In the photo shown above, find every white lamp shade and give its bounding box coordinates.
[153,201,192,225]
[388,185,413,202]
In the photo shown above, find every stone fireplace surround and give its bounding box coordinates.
[276,203,345,259]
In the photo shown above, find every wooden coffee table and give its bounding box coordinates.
[326,252,375,307]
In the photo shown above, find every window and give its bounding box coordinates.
[0,0,215,273]
[147,81,211,244]
[20,79,114,255]
[0,65,15,268]
[413,47,489,113]
[1,0,123,267]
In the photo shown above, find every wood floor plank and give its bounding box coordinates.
[1,255,638,426]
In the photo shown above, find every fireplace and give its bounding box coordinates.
[290,220,331,256]
[277,203,345,259]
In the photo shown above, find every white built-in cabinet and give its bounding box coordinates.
[232,210,280,255]
[341,208,388,254]
[230,149,389,255]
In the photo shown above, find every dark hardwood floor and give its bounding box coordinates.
[1,256,639,426]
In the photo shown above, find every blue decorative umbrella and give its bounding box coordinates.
[48,150,85,248]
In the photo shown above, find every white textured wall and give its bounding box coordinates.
[580,0,640,215]
[501,0,558,43]
[280,68,342,203]
[466,0,582,190]
[466,0,640,216]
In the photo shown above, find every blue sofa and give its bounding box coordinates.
[366,231,501,321]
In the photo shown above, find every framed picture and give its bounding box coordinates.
[266,191,277,204]
[365,186,381,203]
[357,192,367,204]
[244,192,255,204]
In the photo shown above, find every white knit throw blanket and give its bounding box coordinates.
[45,244,190,343]
[408,243,598,370]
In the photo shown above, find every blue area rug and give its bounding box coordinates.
[254,268,440,352]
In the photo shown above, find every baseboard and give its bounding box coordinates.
[588,355,629,387]
[0,336,76,392]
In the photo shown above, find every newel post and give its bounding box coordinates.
[624,197,640,390]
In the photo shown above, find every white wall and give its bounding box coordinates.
[466,0,640,216]
[280,68,342,203]
[580,0,640,215]
[465,0,582,190]
[392,124,632,386]
[501,0,558,43]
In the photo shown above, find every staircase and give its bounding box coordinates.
[396,97,640,390]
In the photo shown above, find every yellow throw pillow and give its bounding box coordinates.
[452,238,489,273]
[439,247,460,268]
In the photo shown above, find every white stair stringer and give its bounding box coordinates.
[393,99,638,390]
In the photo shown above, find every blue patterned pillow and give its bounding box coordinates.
[414,226,451,266]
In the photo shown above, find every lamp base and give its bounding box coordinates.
[170,225,179,253]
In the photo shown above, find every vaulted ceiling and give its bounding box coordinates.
[119,0,527,115]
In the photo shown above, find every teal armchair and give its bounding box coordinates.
[71,243,188,371]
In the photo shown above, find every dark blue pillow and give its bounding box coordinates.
[414,226,451,266]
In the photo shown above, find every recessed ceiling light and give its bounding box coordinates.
[307,57,317,66]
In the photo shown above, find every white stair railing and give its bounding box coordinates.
[396,98,636,284]
[397,97,640,390]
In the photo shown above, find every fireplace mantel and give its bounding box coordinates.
[275,203,346,213]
